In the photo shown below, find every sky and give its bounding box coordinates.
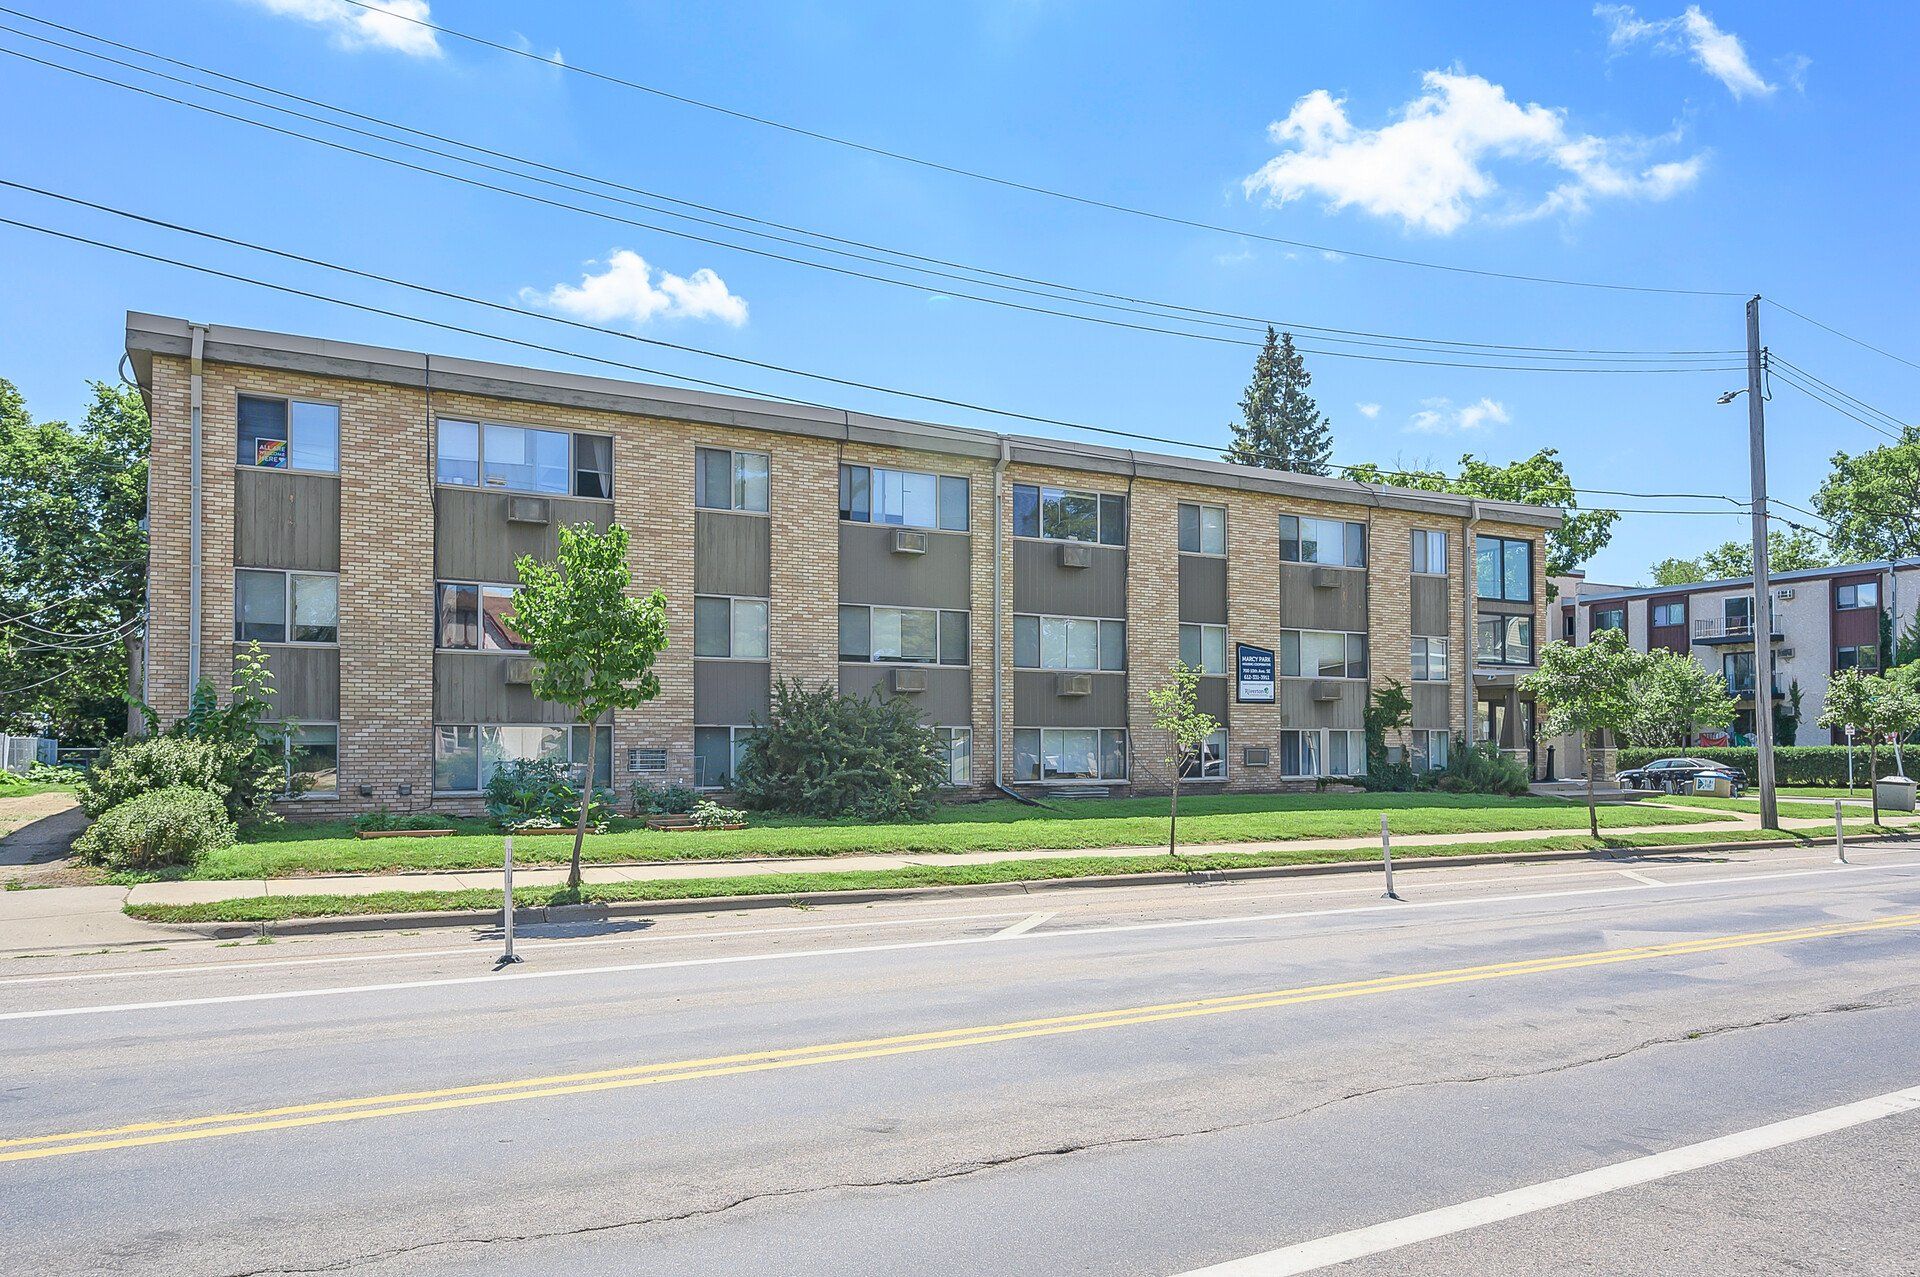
[1,0,1915,585]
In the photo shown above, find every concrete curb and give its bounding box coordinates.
[141,832,1907,940]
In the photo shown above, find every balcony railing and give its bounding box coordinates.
[1692,617,1782,642]
[1726,676,1785,700]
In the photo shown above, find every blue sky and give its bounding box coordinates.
[1,0,1914,584]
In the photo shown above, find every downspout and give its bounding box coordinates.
[993,436,1026,802]
[187,323,207,696]
[1462,498,1481,748]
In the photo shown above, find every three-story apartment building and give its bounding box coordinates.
[126,313,1560,813]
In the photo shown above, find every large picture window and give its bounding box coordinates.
[234,569,337,644]
[1180,729,1228,781]
[1013,614,1126,671]
[693,725,757,789]
[1837,581,1879,611]
[838,606,968,665]
[1012,484,1126,546]
[435,582,526,651]
[839,464,968,531]
[1011,727,1128,782]
[1280,515,1365,568]
[238,394,339,473]
[1279,728,1367,778]
[1411,730,1451,773]
[694,596,769,659]
[272,723,338,796]
[1476,535,1533,602]
[436,419,611,498]
[1476,614,1535,666]
[433,723,611,793]
[694,447,769,513]
[1279,630,1367,679]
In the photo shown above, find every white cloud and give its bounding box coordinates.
[1242,70,1701,234]
[241,0,442,56]
[1356,402,1381,419]
[1596,5,1779,100]
[521,250,749,328]
[1406,396,1509,434]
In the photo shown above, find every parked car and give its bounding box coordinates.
[1616,757,1748,795]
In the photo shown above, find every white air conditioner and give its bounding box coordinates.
[1309,679,1343,702]
[890,529,928,555]
[506,496,551,525]
[504,657,537,686]
[1310,566,1342,589]
[1059,543,1094,569]
[890,667,928,693]
[1056,672,1093,697]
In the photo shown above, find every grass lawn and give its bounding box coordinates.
[123,825,1892,924]
[1649,794,1904,821]
[0,778,76,799]
[167,792,1741,882]
[1778,786,1893,799]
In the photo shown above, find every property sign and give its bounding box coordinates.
[1236,643,1275,703]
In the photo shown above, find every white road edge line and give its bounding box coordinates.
[993,911,1057,939]
[4,858,1917,1023]
[1170,1083,1920,1276]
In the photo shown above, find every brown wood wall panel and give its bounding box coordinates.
[695,511,772,598]
[245,644,338,722]
[234,469,339,571]
[837,665,972,725]
[1411,682,1454,728]
[1277,564,1368,632]
[433,652,580,724]
[1178,555,1229,624]
[1011,669,1129,727]
[1411,576,1451,637]
[1275,678,1365,729]
[837,525,971,609]
[692,659,771,724]
[1012,540,1128,617]
[434,488,613,582]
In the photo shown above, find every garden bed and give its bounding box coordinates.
[644,815,747,831]
[353,828,457,839]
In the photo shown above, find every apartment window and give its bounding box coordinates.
[1180,729,1228,781]
[1013,614,1126,671]
[694,596,769,659]
[435,419,610,498]
[1476,536,1533,602]
[1724,595,1752,632]
[234,569,337,644]
[1476,615,1535,666]
[1837,645,1880,672]
[434,582,527,651]
[694,446,769,513]
[693,725,757,789]
[936,727,972,786]
[838,465,967,531]
[1280,515,1365,568]
[1723,650,1756,692]
[1411,636,1449,681]
[273,723,338,796]
[237,394,339,473]
[1279,728,1367,778]
[1593,607,1626,632]
[1564,610,1576,639]
[1011,727,1128,782]
[1012,483,1126,546]
[1178,503,1226,555]
[837,606,968,665]
[1652,602,1685,628]
[1411,730,1451,773]
[1179,623,1228,675]
[1411,529,1447,576]
[1279,630,1367,679]
[1837,581,1880,610]
[573,435,613,500]
[432,723,611,793]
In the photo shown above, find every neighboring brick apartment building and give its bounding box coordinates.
[126,313,1560,814]
[1555,561,1920,746]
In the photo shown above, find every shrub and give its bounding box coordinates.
[690,799,746,829]
[73,786,236,872]
[484,758,612,831]
[732,679,947,821]
[79,736,226,818]
[1428,738,1530,796]
[1615,745,1896,787]
[353,808,449,832]
[116,647,288,826]
[631,781,700,815]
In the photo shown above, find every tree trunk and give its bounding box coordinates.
[569,720,596,894]
[1586,732,1599,841]
[1168,768,1181,859]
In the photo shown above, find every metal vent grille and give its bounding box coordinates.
[627,747,668,774]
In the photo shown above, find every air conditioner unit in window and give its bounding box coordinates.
[890,667,928,693]
[1242,745,1271,767]
[890,529,928,555]
[1308,679,1343,702]
[506,496,551,525]
[1056,672,1093,697]
[1779,648,1795,661]
[1310,566,1343,589]
[1059,543,1094,569]
[504,657,537,686]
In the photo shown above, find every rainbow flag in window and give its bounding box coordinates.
[256,438,288,468]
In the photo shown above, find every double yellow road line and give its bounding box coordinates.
[5,910,1916,1166]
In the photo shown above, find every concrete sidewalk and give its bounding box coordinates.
[116,805,1880,909]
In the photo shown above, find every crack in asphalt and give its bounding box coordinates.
[211,993,1908,1276]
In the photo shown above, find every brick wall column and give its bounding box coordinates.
[1125,481,1181,795]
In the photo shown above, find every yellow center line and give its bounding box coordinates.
[5,911,1915,1166]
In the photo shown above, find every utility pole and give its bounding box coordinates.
[1746,295,1781,830]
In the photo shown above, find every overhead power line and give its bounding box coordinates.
[285,0,1742,298]
[0,8,1745,361]
[0,38,1746,373]
[1767,364,1905,443]
[1768,355,1910,433]
[1766,299,1920,375]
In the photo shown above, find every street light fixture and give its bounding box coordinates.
[1716,389,1745,405]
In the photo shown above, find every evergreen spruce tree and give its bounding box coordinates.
[1224,327,1334,475]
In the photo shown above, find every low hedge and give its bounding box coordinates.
[1616,745,1901,786]
[73,785,237,872]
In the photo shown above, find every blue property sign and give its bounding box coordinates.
[1236,643,1275,703]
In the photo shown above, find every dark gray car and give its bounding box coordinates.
[1615,756,1748,794]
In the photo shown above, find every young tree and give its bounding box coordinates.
[1620,649,1737,748]
[1224,327,1333,475]
[1145,660,1222,858]
[1816,669,1920,824]
[1812,426,1920,563]
[1521,630,1646,838]
[510,523,669,892]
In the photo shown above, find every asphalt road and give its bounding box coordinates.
[3,843,1918,1276]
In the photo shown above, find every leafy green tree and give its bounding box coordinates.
[510,523,669,891]
[1648,556,1704,586]
[1812,427,1920,563]
[1820,670,1920,823]
[733,679,947,821]
[1650,530,1831,585]
[1224,328,1333,475]
[0,378,149,740]
[1521,629,1647,837]
[1347,449,1617,581]
[1619,648,1736,748]
[1145,660,1222,858]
